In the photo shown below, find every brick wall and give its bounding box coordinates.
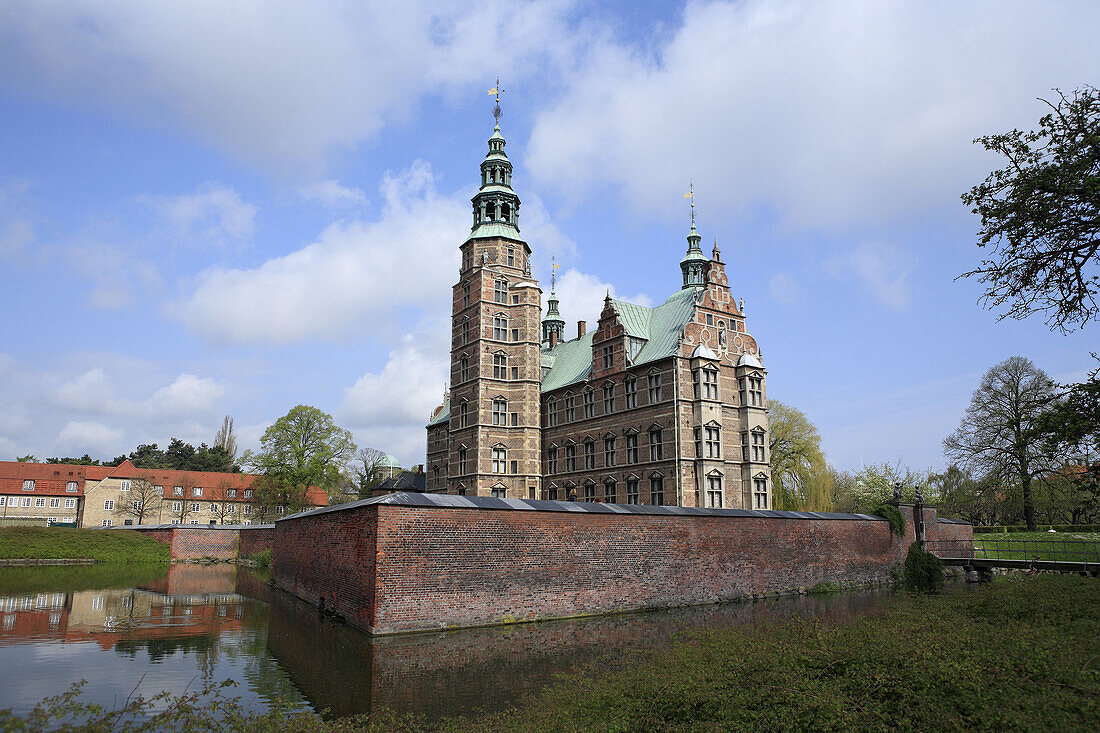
[128,525,274,561]
[272,496,973,635]
[238,527,275,558]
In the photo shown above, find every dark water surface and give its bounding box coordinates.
[0,564,898,721]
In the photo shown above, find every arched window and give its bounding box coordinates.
[500,202,510,221]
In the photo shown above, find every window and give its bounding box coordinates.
[491,486,507,498]
[603,383,615,413]
[492,446,507,473]
[511,366,519,379]
[702,368,718,399]
[626,433,638,464]
[547,398,557,427]
[493,353,507,379]
[120,480,131,492]
[604,436,616,467]
[456,401,469,428]
[513,294,520,304]
[649,428,663,461]
[493,398,508,425]
[227,504,236,514]
[192,487,203,497]
[752,430,766,462]
[460,319,470,344]
[650,476,664,505]
[547,447,558,474]
[64,499,76,509]
[227,489,237,499]
[749,376,763,406]
[277,506,286,514]
[21,497,31,507]
[604,479,617,503]
[244,504,252,515]
[49,498,60,508]
[754,477,768,509]
[171,501,182,512]
[624,378,637,408]
[494,279,508,303]
[103,500,115,511]
[243,489,253,499]
[602,345,614,369]
[133,500,143,512]
[173,486,183,496]
[706,475,723,508]
[507,249,515,267]
[626,479,639,504]
[511,328,519,342]
[564,394,575,422]
[648,373,662,402]
[459,447,469,474]
[706,313,713,325]
[462,282,470,308]
[565,444,576,472]
[66,481,78,493]
[35,497,45,507]
[584,439,596,469]
[510,460,518,473]
[22,480,34,491]
[190,503,200,512]
[583,483,596,502]
[493,316,508,341]
[544,486,558,501]
[706,426,721,458]
[0,497,5,507]
[583,390,595,418]
[102,519,112,527]
[210,503,218,512]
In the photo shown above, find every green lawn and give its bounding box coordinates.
[972,531,1100,563]
[0,527,169,564]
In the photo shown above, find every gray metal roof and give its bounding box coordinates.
[277,490,911,524]
[427,396,450,427]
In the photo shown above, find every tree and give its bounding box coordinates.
[930,465,1003,525]
[960,86,1100,333]
[214,416,239,464]
[832,462,933,513]
[944,356,1059,530]
[767,401,832,511]
[1033,364,1100,524]
[244,405,357,503]
[354,447,391,499]
[113,472,164,525]
[16,455,36,463]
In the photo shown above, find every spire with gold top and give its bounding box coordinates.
[468,77,523,243]
[680,182,707,288]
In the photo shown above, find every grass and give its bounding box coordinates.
[1,575,1096,731]
[0,527,169,564]
[0,564,168,595]
[972,530,1100,563]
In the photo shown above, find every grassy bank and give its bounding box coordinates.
[0,527,169,564]
[1,575,1096,731]
[0,564,168,595]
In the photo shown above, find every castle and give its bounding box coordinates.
[426,118,771,509]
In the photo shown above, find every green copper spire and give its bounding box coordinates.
[470,79,521,236]
[542,254,566,345]
[680,182,707,289]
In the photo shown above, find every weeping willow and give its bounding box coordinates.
[768,400,835,512]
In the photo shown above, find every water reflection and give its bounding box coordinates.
[0,564,900,723]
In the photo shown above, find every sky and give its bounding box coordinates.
[0,0,1097,473]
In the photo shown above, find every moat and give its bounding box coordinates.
[0,564,900,721]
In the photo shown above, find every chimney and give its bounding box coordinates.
[577,320,587,337]
[549,330,559,348]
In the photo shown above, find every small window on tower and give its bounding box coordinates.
[507,249,515,267]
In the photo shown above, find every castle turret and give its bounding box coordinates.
[542,259,566,346]
[680,183,707,289]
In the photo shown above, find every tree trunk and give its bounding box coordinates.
[1021,472,1037,531]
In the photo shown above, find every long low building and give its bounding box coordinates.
[0,459,328,528]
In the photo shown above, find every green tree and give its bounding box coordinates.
[214,415,239,465]
[244,405,357,503]
[930,465,1003,525]
[960,86,1100,332]
[832,462,932,513]
[15,454,36,463]
[1033,365,1100,524]
[944,356,1058,530]
[767,401,832,511]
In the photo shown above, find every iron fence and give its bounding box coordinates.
[927,537,1100,565]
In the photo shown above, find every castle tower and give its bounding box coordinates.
[680,185,707,289]
[446,103,543,499]
[541,261,566,346]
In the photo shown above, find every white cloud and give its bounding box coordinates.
[148,374,226,415]
[832,242,916,311]
[298,180,368,208]
[51,369,120,414]
[144,182,256,244]
[526,0,1100,230]
[172,160,467,344]
[0,0,583,172]
[66,244,161,310]
[769,271,798,305]
[552,268,652,336]
[56,421,124,455]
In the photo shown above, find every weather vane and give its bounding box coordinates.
[488,76,503,125]
[551,253,560,291]
[683,180,695,227]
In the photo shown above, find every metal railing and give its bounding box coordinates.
[927,537,1100,566]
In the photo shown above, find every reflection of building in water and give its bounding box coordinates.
[265,583,888,722]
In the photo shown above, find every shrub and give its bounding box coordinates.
[903,542,944,593]
[249,549,272,568]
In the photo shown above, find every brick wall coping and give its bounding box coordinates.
[275,491,929,524]
[96,524,275,530]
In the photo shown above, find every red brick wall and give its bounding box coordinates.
[168,528,239,560]
[238,527,274,558]
[271,508,376,622]
[272,502,973,635]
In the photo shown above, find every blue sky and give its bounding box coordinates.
[1,0,1097,472]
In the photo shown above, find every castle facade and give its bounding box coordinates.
[426,122,771,509]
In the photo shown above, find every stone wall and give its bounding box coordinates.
[271,493,973,635]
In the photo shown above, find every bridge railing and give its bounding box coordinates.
[927,537,1100,565]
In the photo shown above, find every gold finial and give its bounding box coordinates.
[683,180,695,228]
[551,253,560,291]
[488,76,503,125]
